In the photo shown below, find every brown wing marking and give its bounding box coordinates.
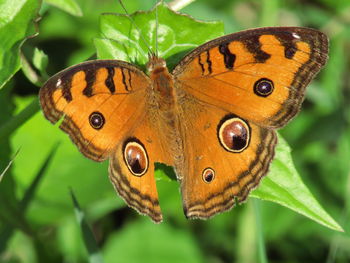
[176,95,277,219]
[39,60,150,161]
[173,27,328,129]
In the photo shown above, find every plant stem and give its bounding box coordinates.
[254,199,268,263]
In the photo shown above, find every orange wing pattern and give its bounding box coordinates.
[175,95,276,218]
[173,27,328,129]
[39,27,329,222]
[40,60,173,222]
[109,112,174,222]
[40,60,149,161]
[172,27,328,219]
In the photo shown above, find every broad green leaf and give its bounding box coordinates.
[0,0,40,89]
[251,134,343,232]
[93,3,342,231]
[45,0,83,16]
[33,48,49,75]
[20,47,49,86]
[95,2,223,69]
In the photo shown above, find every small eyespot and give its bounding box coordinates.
[89,111,105,130]
[254,78,274,97]
[123,140,148,176]
[218,116,250,153]
[202,168,215,183]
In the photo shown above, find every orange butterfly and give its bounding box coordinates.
[39,5,328,223]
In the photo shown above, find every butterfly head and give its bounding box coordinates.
[146,53,167,74]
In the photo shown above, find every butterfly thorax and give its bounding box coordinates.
[147,55,176,112]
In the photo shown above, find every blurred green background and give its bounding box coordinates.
[0,0,350,262]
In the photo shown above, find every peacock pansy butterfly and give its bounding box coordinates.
[39,3,329,223]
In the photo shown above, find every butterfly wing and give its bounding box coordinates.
[176,100,276,218]
[40,60,172,222]
[172,27,328,218]
[173,27,328,129]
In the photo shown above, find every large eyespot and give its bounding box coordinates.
[218,116,250,153]
[89,111,105,130]
[123,140,148,176]
[202,168,215,183]
[254,78,274,97]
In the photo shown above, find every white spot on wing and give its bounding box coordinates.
[56,78,62,88]
[292,32,301,39]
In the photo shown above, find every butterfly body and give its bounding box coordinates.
[146,55,185,176]
[40,27,328,222]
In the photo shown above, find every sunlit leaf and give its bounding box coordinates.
[95,2,223,69]
[0,0,39,89]
[251,134,343,232]
[45,0,83,16]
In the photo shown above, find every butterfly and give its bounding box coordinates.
[39,5,328,223]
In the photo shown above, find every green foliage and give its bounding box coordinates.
[103,220,204,263]
[70,189,104,263]
[0,0,40,89]
[95,2,223,70]
[251,135,342,231]
[44,0,83,16]
[0,0,349,262]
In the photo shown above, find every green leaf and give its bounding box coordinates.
[33,48,49,74]
[70,189,104,263]
[0,149,20,184]
[0,0,40,89]
[20,48,49,86]
[45,0,83,17]
[0,98,41,139]
[93,2,342,231]
[251,134,343,232]
[94,2,223,69]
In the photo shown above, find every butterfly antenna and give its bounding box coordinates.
[155,3,159,57]
[117,0,153,55]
